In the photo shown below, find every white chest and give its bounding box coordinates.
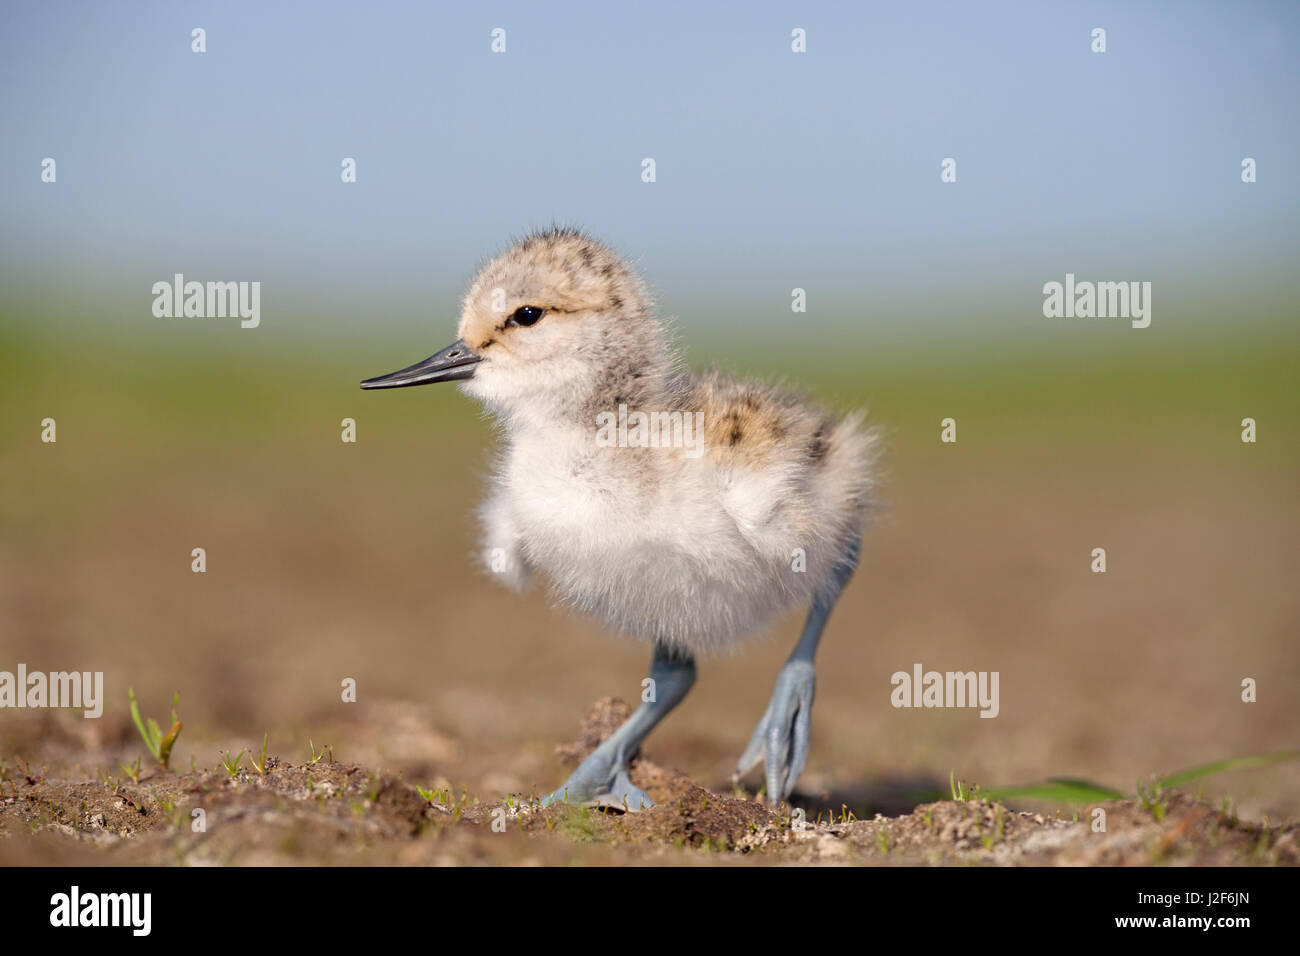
[491,431,817,651]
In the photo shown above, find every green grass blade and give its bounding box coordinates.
[984,777,1126,804]
[127,687,160,759]
[157,720,182,770]
[1158,751,1300,790]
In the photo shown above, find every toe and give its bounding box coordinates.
[784,693,813,801]
[596,769,654,811]
[764,705,795,805]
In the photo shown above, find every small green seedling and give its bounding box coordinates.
[306,739,331,766]
[118,756,142,783]
[129,688,182,771]
[220,749,246,779]
[950,770,972,802]
[1137,776,1168,821]
[248,734,270,776]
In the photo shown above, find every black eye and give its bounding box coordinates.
[508,306,546,328]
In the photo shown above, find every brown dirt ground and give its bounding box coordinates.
[1,698,1294,866]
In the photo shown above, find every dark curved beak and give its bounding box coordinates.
[360,339,481,389]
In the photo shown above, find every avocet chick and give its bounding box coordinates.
[361,227,880,808]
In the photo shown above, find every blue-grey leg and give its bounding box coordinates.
[540,643,696,811]
[736,536,861,806]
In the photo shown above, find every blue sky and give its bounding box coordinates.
[2,1,1296,342]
